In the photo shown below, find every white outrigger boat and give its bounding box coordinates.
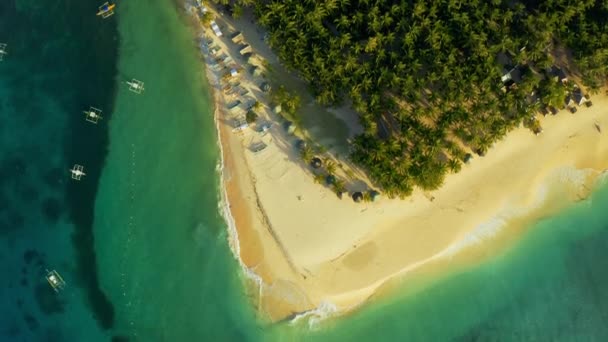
[97,2,116,19]
[46,269,66,292]
[70,164,86,180]
[0,43,7,61]
[84,106,103,124]
[126,79,144,94]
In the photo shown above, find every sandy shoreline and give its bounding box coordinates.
[188,3,608,324]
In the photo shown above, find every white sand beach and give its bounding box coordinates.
[190,4,608,321]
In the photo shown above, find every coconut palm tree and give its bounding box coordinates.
[300,146,313,164]
[324,159,337,175]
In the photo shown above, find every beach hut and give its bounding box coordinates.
[283,120,296,134]
[251,66,263,77]
[243,52,254,64]
[231,32,244,44]
[549,106,559,115]
[548,66,567,84]
[233,117,248,131]
[311,157,322,169]
[239,44,252,55]
[573,88,587,106]
[352,192,363,203]
[250,141,267,153]
[227,100,241,111]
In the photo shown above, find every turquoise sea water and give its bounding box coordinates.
[2,0,608,341]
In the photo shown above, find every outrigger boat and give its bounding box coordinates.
[46,269,66,292]
[97,2,116,19]
[0,43,7,61]
[126,79,144,94]
[84,106,103,124]
[69,164,86,180]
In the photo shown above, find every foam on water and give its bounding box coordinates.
[289,300,339,329]
[442,165,600,258]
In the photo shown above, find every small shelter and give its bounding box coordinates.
[250,141,268,153]
[564,95,575,108]
[231,32,244,44]
[228,100,241,112]
[352,192,363,203]
[242,52,254,63]
[549,106,559,115]
[548,66,567,84]
[239,44,252,55]
[233,116,248,131]
[573,88,587,106]
[251,66,263,77]
[284,120,296,134]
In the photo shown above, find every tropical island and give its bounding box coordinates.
[190,0,608,322]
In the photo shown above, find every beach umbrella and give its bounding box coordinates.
[311,157,322,169]
[325,175,336,185]
[463,153,473,164]
[352,192,363,203]
[295,139,307,151]
[369,190,380,202]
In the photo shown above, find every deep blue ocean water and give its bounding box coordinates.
[2,1,608,341]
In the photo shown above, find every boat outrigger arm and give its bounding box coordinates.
[97,2,116,19]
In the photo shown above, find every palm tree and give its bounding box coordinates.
[324,159,337,175]
[447,158,461,173]
[332,178,346,195]
[313,172,326,184]
[300,146,313,164]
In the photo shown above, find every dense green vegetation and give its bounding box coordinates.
[214,0,608,198]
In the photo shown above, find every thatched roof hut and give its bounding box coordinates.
[352,192,363,203]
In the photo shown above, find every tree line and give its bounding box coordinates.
[212,0,608,198]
